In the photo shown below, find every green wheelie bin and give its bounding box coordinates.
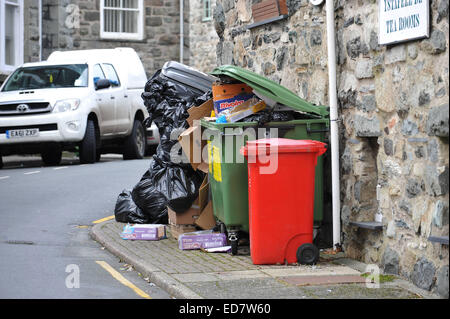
[201,65,329,255]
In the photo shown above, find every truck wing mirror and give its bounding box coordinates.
[95,78,111,90]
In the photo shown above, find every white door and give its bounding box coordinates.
[93,64,115,135]
[102,63,130,134]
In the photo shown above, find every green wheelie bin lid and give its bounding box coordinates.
[210,65,329,118]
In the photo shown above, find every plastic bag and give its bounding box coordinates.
[131,169,168,225]
[116,67,209,224]
[149,157,205,213]
[114,189,154,224]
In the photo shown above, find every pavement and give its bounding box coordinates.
[90,220,442,299]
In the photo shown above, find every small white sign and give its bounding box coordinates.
[379,0,429,45]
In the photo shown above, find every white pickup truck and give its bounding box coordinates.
[0,48,159,168]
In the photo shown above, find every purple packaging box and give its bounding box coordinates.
[178,230,227,250]
[121,224,167,241]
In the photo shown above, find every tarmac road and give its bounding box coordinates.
[0,154,171,299]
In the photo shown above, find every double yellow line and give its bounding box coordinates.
[93,215,151,299]
[92,215,115,224]
[95,261,151,299]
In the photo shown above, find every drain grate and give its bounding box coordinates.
[5,240,35,245]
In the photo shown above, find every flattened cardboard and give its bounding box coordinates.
[195,201,216,230]
[187,99,214,127]
[178,125,208,172]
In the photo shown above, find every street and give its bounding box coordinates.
[0,154,171,299]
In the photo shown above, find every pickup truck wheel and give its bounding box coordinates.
[41,145,62,166]
[79,120,97,164]
[123,120,146,160]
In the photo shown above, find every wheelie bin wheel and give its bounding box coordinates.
[229,231,239,255]
[297,243,319,265]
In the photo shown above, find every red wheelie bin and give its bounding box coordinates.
[241,138,327,265]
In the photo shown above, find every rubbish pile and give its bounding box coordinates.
[114,63,212,225]
[114,62,331,263]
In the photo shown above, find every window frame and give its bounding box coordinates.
[202,0,212,22]
[101,63,121,87]
[0,0,24,74]
[100,0,145,41]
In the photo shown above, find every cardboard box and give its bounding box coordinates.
[168,205,201,225]
[120,224,167,241]
[168,222,197,240]
[194,201,216,230]
[178,125,208,172]
[212,82,254,114]
[178,230,227,250]
[220,97,266,123]
[186,99,214,127]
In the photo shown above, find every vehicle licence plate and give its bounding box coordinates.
[6,128,40,139]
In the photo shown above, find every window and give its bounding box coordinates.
[2,64,89,92]
[0,0,24,73]
[93,64,106,85]
[100,0,144,41]
[101,63,120,87]
[202,0,212,22]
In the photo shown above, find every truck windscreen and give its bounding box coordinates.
[1,64,89,92]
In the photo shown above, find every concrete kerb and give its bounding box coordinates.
[90,222,441,299]
[90,223,203,299]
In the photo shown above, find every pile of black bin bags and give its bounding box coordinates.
[114,69,210,224]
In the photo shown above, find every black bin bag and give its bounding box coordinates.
[114,189,154,224]
[114,64,211,224]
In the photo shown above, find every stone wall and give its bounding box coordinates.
[24,0,41,64]
[41,0,184,78]
[188,0,219,73]
[213,0,449,297]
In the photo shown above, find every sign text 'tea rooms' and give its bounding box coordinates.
[379,0,430,45]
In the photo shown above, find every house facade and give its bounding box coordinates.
[212,0,449,297]
[0,0,218,84]
[0,0,448,298]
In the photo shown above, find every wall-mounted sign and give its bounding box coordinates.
[378,0,429,45]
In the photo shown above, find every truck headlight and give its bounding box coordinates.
[54,99,80,112]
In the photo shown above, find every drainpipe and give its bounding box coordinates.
[179,0,184,63]
[39,0,43,61]
[325,0,341,250]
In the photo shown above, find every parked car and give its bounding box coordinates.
[0,47,154,167]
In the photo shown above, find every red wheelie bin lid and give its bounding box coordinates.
[240,138,327,157]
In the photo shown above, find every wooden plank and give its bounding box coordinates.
[253,5,278,15]
[246,15,288,30]
[254,10,280,22]
[253,6,278,15]
[278,0,288,15]
[252,0,282,22]
[252,0,277,10]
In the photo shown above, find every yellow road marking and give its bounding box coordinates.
[95,261,151,299]
[92,215,115,224]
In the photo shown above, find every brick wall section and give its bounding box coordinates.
[213,0,449,297]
